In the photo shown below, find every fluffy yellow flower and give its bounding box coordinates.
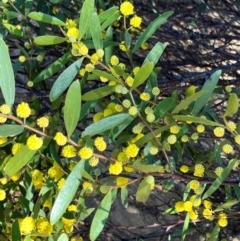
[0,189,6,201]
[109,162,123,175]
[68,204,77,212]
[19,217,35,235]
[16,102,31,118]
[89,156,99,167]
[36,217,53,235]
[203,209,214,221]
[66,27,79,40]
[125,144,139,158]
[120,1,134,16]
[12,143,23,155]
[218,213,228,227]
[37,117,49,128]
[194,164,205,177]
[183,201,192,212]
[180,165,189,173]
[196,124,205,133]
[66,19,77,28]
[189,210,198,220]
[54,132,67,146]
[10,171,21,181]
[48,162,64,182]
[189,195,201,207]
[0,137,7,145]
[57,178,66,190]
[82,182,93,192]
[94,137,107,152]
[130,15,142,28]
[31,169,45,189]
[167,134,177,144]
[78,147,93,159]
[61,145,77,158]
[175,201,184,212]
[72,42,88,56]
[61,217,75,233]
[222,144,233,154]
[140,92,150,101]
[170,125,180,134]
[0,104,10,114]
[27,135,43,150]
[203,200,212,209]
[110,55,119,66]
[189,180,200,190]
[213,127,225,137]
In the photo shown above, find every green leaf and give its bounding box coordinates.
[34,35,66,46]
[132,62,154,89]
[28,12,66,26]
[50,160,85,224]
[4,146,37,176]
[101,10,120,31]
[33,52,72,84]
[79,0,95,40]
[57,234,68,241]
[90,12,103,50]
[192,70,222,115]
[99,6,119,23]
[136,178,151,202]
[143,42,167,65]
[162,179,174,192]
[206,224,220,241]
[64,80,81,138]
[121,187,128,208]
[11,220,21,241]
[0,38,15,107]
[90,191,112,241]
[0,124,24,137]
[82,86,115,101]
[82,113,130,137]
[4,24,26,37]
[224,93,239,117]
[154,97,174,119]
[132,11,174,53]
[129,164,166,173]
[215,199,239,211]
[181,212,190,241]
[24,0,34,16]
[104,26,113,65]
[171,91,205,114]
[50,57,84,102]
[173,115,224,127]
[92,69,118,83]
[202,159,238,200]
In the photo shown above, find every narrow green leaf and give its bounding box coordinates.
[50,160,85,224]
[33,52,72,83]
[181,212,190,241]
[24,0,34,16]
[79,0,95,40]
[173,115,224,127]
[192,70,222,115]
[214,143,222,164]
[129,164,166,173]
[202,159,238,200]
[92,69,118,83]
[82,113,130,137]
[4,24,26,37]
[82,86,115,101]
[64,80,81,138]
[143,42,167,65]
[136,178,151,202]
[34,35,66,46]
[132,11,174,53]
[11,220,21,241]
[172,91,205,114]
[0,124,24,137]
[57,234,68,241]
[4,146,37,176]
[28,12,66,26]
[50,57,84,102]
[0,38,15,107]
[90,191,112,241]
[206,224,220,241]
[104,26,113,65]
[101,10,120,31]
[132,62,154,89]
[224,93,239,117]
[215,199,239,211]
[154,97,174,119]
[90,12,103,50]
[121,187,128,208]
[99,6,119,23]
[162,179,174,192]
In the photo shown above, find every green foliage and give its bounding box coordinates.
[0,0,240,240]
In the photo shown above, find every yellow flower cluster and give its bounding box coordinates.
[0,189,6,201]
[140,92,150,101]
[31,169,45,189]
[0,104,10,114]
[130,15,142,28]
[37,117,49,128]
[0,137,7,145]
[120,1,134,16]
[213,127,225,137]
[109,162,123,175]
[72,42,88,56]
[170,125,180,134]
[16,102,31,118]
[61,145,76,158]
[48,162,64,182]
[61,217,75,233]
[89,156,99,167]
[222,144,233,154]
[194,164,205,177]
[26,135,43,150]
[125,143,139,158]
[78,147,93,159]
[180,165,189,173]
[54,132,67,146]
[19,217,35,235]
[36,217,53,235]
[94,137,107,152]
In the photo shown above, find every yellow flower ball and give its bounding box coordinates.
[10,171,21,181]
[78,147,93,159]
[57,178,66,190]
[61,145,77,158]
[125,143,139,158]
[110,55,119,66]
[194,163,205,177]
[27,135,43,150]
[140,92,150,101]
[196,124,205,133]
[203,208,214,221]
[0,104,10,114]
[130,15,142,28]
[19,55,26,63]
[37,117,49,128]
[183,201,192,211]
[94,137,107,152]
[16,102,31,118]
[222,144,233,154]
[167,134,177,145]
[120,1,134,16]
[189,210,198,220]
[170,125,180,134]
[66,27,79,40]
[0,137,7,145]
[213,127,225,137]
[189,180,200,190]
[0,189,6,201]
[180,165,189,173]
[203,200,212,209]
[218,218,228,227]
[226,121,236,132]
[12,143,24,155]
[68,204,77,212]
[234,135,240,145]
[54,132,67,146]
[109,162,123,175]
[36,217,53,235]
[19,217,35,235]
[175,201,184,212]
